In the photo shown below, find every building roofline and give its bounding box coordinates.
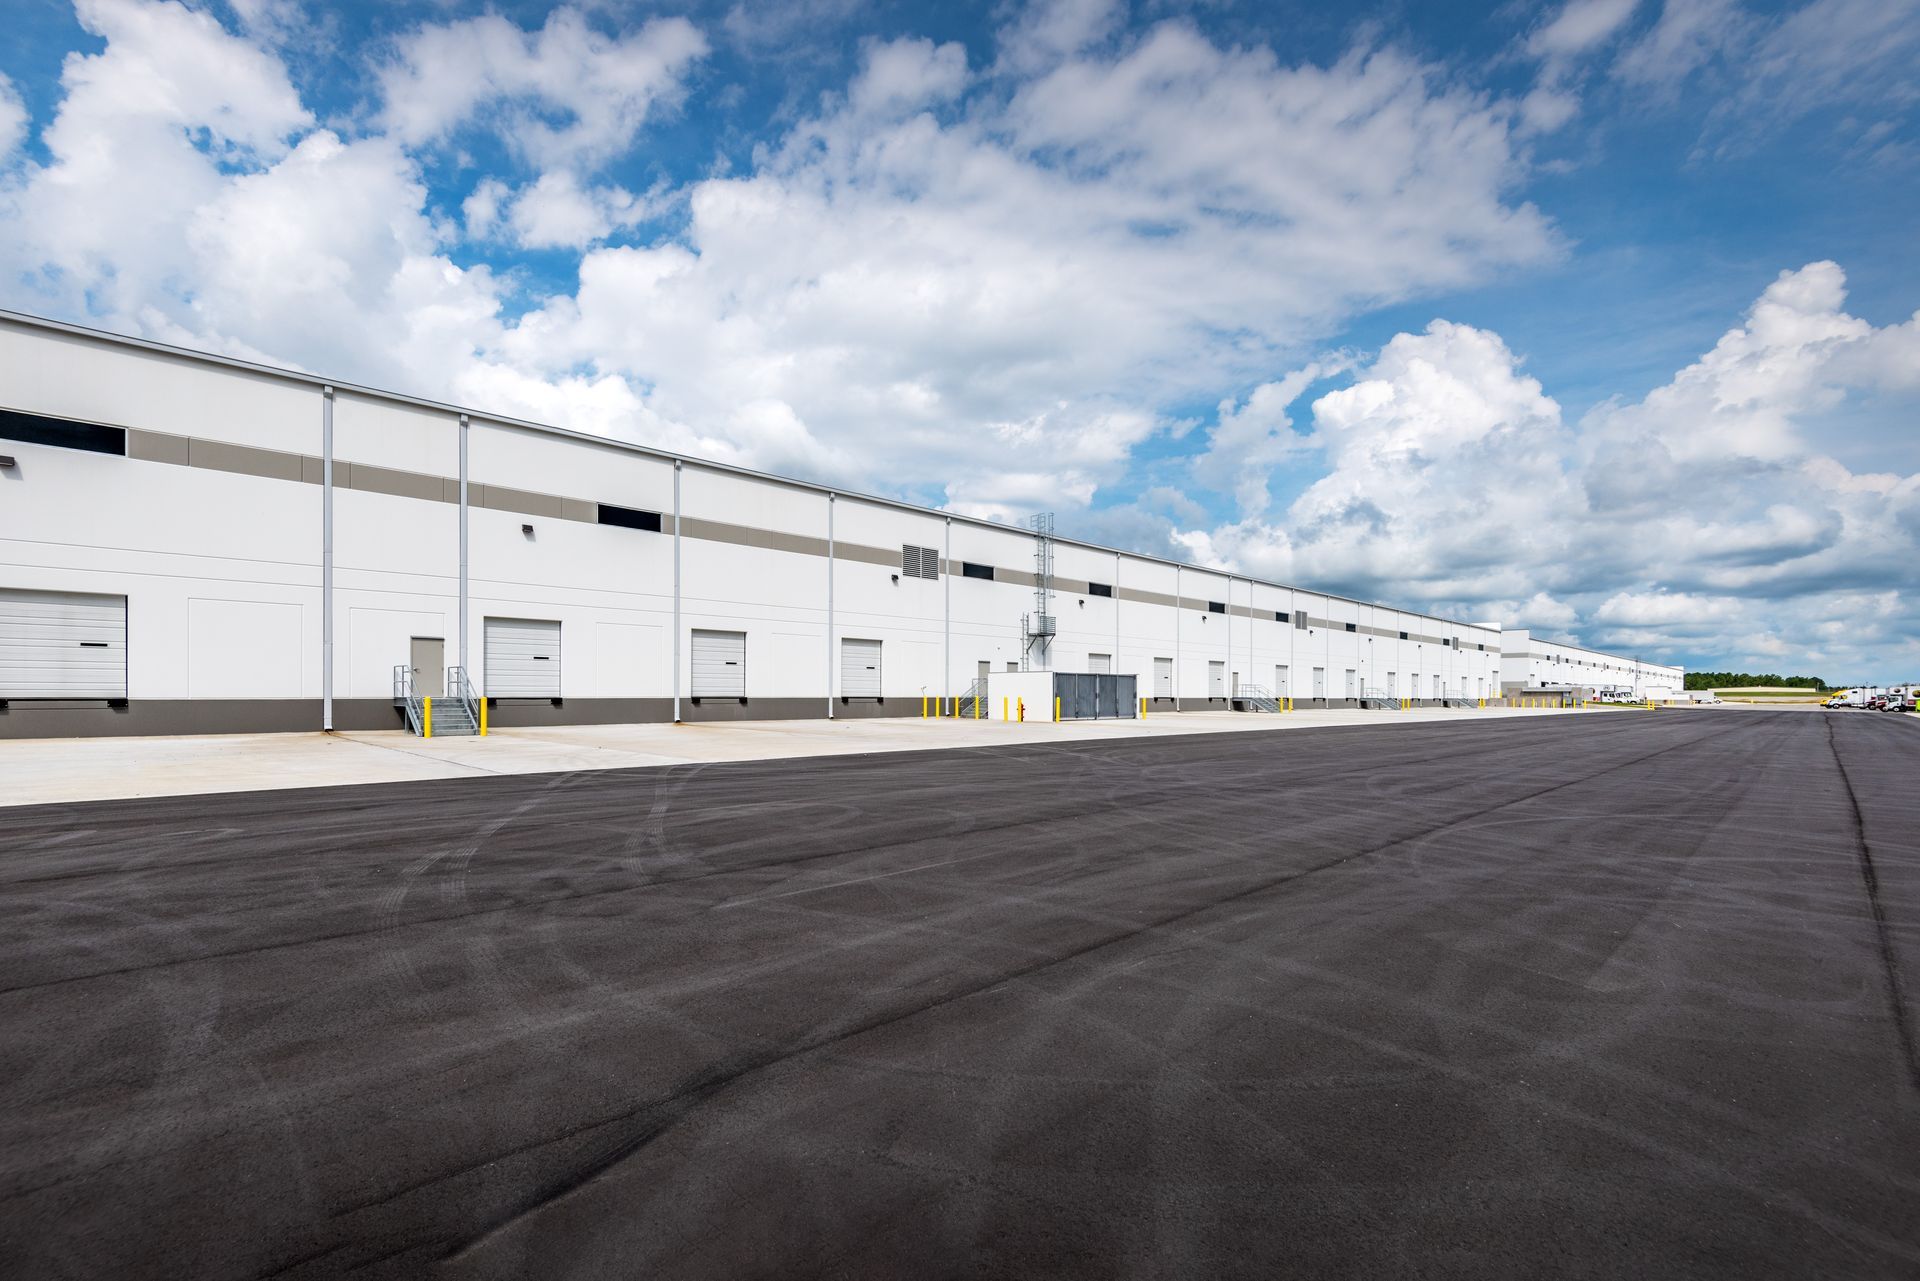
[1512,631,1684,669]
[0,306,1500,634]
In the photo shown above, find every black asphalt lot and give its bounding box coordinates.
[3,710,1919,1279]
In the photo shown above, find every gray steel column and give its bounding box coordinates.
[458,414,469,678]
[826,492,835,720]
[943,516,951,699]
[322,386,334,731]
[673,460,682,723]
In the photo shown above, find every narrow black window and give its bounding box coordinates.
[1345,622,1357,633]
[1208,601,1225,614]
[598,504,662,531]
[961,561,994,581]
[1399,631,1408,640]
[1087,581,1112,597]
[1275,611,1289,623]
[0,408,126,456]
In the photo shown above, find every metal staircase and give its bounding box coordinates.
[1022,512,1055,670]
[1235,682,1279,712]
[392,664,482,737]
[959,677,990,718]
[1359,686,1399,710]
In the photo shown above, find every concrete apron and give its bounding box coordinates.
[1,704,1638,808]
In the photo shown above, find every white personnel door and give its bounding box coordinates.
[1312,667,1326,698]
[0,587,127,699]
[840,638,881,697]
[1209,661,1225,696]
[1088,652,1111,674]
[484,618,560,698]
[1275,665,1289,696]
[691,629,746,698]
[1155,657,1172,697]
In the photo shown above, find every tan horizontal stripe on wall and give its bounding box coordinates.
[190,436,305,483]
[681,516,830,560]
[1119,586,1178,609]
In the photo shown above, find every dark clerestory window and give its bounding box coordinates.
[1087,582,1113,597]
[0,408,126,456]
[598,504,662,532]
[961,561,994,580]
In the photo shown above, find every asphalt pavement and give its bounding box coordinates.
[2,709,1916,1279]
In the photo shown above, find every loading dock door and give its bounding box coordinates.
[691,629,746,698]
[840,638,881,698]
[1088,652,1111,674]
[0,587,127,699]
[484,618,560,698]
[1209,661,1225,696]
[1155,657,1172,697]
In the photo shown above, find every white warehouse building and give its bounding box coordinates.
[1501,631,1684,700]
[0,311,1672,739]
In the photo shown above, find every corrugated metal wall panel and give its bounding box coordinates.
[0,588,127,699]
[484,617,561,697]
[840,638,881,697]
[691,629,746,698]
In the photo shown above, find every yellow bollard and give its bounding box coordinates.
[423,696,432,738]
[480,696,488,736]
[975,695,981,720]
[1003,696,1009,721]
[1018,697,1025,722]
[921,695,927,719]
[1054,696,1061,723]
[1140,695,1147,717]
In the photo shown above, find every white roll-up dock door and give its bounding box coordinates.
[484,617,561,698]
[691,629,746,698]
[0,588,127,700]
[840,638,881,698]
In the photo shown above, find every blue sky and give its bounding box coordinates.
[1,0,1916,680]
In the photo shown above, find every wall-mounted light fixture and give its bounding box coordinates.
[0,455,15,469]
[521,523,534,536]
[890,572,900,583]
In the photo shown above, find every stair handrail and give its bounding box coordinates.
[393,663,425,735]
[447,665,480,727]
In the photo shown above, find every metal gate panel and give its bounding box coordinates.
[1051,672,1138,719]
[0,587,127,699]
[691,628,746,698]
[840,638,881,698]
[484,617,560,698]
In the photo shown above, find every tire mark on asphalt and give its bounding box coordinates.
[1825,714,1920,1094]
[1,723,1679,996]
[430,716,1734,1264]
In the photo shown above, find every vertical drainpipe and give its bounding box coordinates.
[321,386,334,731]
[1113,549,1121,680]
[458,414,469,681]
[826,492,835,720]
[1226,575,1233,701]
[1174,564,1181,710]
[672,460,682,724]
[943,516,952,701]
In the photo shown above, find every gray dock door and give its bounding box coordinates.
[0,587,127,699]
[484,618,559,698]
[840,637,881,697]
[691,628,747,698]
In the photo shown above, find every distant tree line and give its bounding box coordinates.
[1684,672,1827,690]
